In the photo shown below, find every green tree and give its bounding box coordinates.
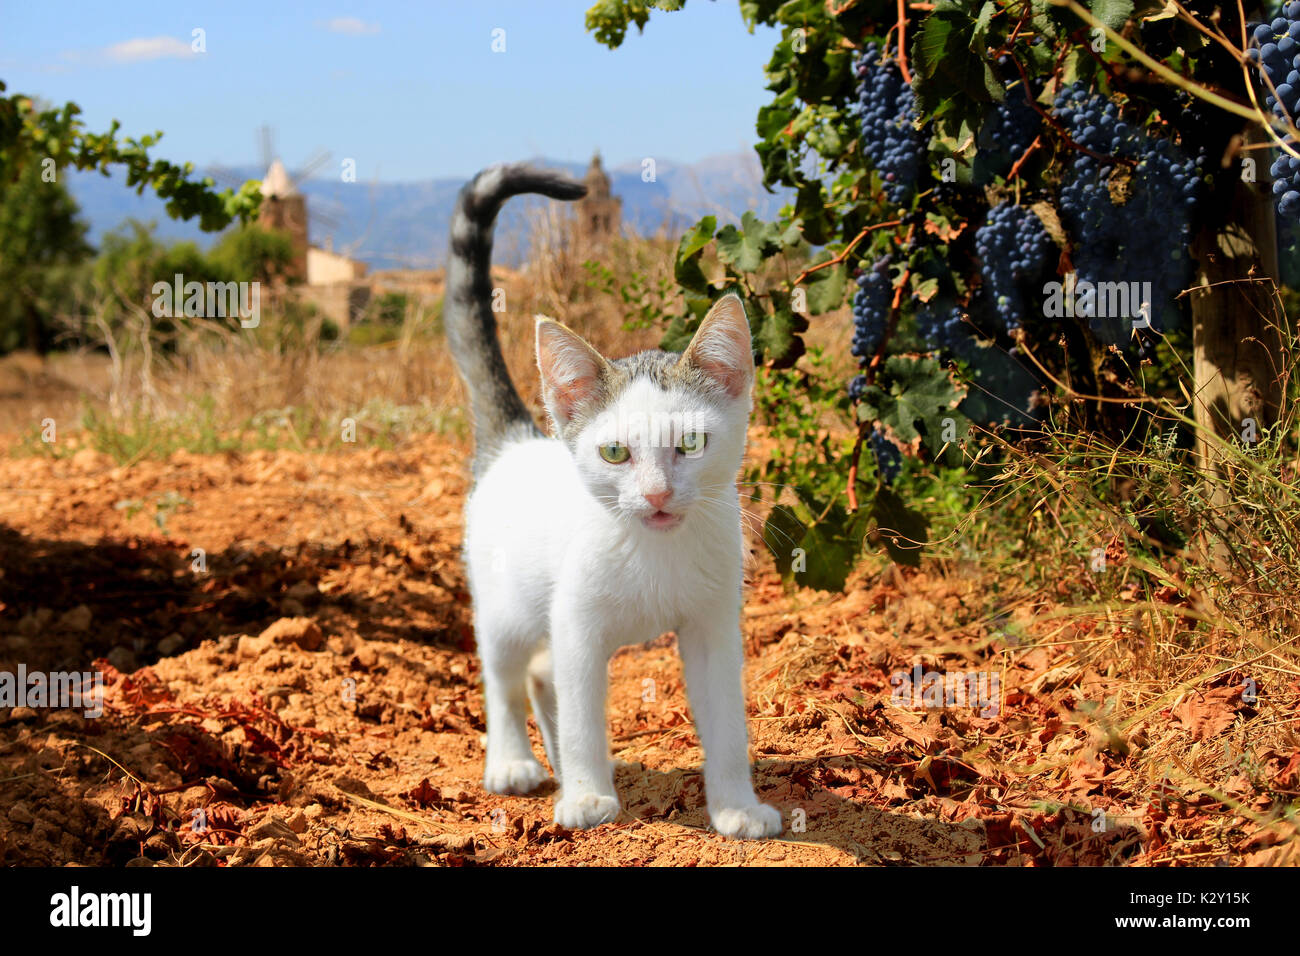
[0,81,261,230]
[92,221,211,342]
[0,80,265,353]
[207,226,295,286]
[0,154,92,352]
[88,220,296,350]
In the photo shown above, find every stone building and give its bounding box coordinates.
[257,158,371,329]
[257,159,309,283]
[574,152,621,246]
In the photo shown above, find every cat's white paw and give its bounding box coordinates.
[554,792,621,829]
[483,758,548,795]
[711,803,783,839]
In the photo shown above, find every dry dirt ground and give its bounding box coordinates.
[0,433,1296,867]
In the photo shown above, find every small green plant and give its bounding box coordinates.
[77,399,241,463]
[113,489,192,535]
[582,260,678,332]
[367,292,410,326]
[345,322,402,347]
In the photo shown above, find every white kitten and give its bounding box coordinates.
[445,164,781,839]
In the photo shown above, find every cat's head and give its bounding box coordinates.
[535,294,753,532]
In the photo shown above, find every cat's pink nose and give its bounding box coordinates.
[644,490,673,510]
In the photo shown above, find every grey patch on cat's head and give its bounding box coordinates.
[553,348,732,444]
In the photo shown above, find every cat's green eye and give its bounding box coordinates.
[677,432,707,457]
[598,442,631,464]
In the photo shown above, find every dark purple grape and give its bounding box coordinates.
[851,45,928,205]
[1051,84,1201,346]
[974,203,1053,333]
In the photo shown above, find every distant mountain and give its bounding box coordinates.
[66,151,791,270]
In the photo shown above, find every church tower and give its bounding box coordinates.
[574,152,621,247]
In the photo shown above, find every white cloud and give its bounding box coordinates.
[103,36,196,63]
[322,17,381,35]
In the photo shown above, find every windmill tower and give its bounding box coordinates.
[259,159,308,282]
[253,126,330,284]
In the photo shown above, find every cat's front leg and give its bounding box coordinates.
[549,608,620,829]
[678,620,783,839]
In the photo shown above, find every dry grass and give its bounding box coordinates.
[926,318,1300,861]
[1,222,679,456]
[1,205,857,455]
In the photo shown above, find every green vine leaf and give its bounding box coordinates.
[913,3,1003,151]
[1089,0,1136,32]
[752,292,808,368]
[805,261,846,314]
[796,521,858,591]
[762,504,806,579]
[858,355,968,454]
[763,501,858,591]
[673,215,716,294]
[716,211,782,274]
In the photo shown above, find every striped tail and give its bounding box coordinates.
[443,163,587,476]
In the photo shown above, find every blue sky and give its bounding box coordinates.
[1,1,780,182]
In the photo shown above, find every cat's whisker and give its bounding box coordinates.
[690,496,798,557]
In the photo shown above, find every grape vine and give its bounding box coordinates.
[587,0,1294,589]
[1052,84,1202,345]
[1252,5,1300,223]
[974,202,1053,334]
[852,44,928,206]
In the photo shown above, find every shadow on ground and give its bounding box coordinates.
[0,524,470,674]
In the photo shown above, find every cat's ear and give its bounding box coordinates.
[536,316,609,427]
[680,294,754,398]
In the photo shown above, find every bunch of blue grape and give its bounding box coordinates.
[971,80,1043,185]
[1252,8,1300,123]
[869,428,902,484]
[915,301,968,354]
[1052,84,1202,344]
[851,44,928,204]
[1251,6,1300,221]
[1274,153,1300,218]
[850,257,893,366]
[978,81,1042,160]
[974,203,1054,333]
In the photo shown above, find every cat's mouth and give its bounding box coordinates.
[642,510,684,531]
